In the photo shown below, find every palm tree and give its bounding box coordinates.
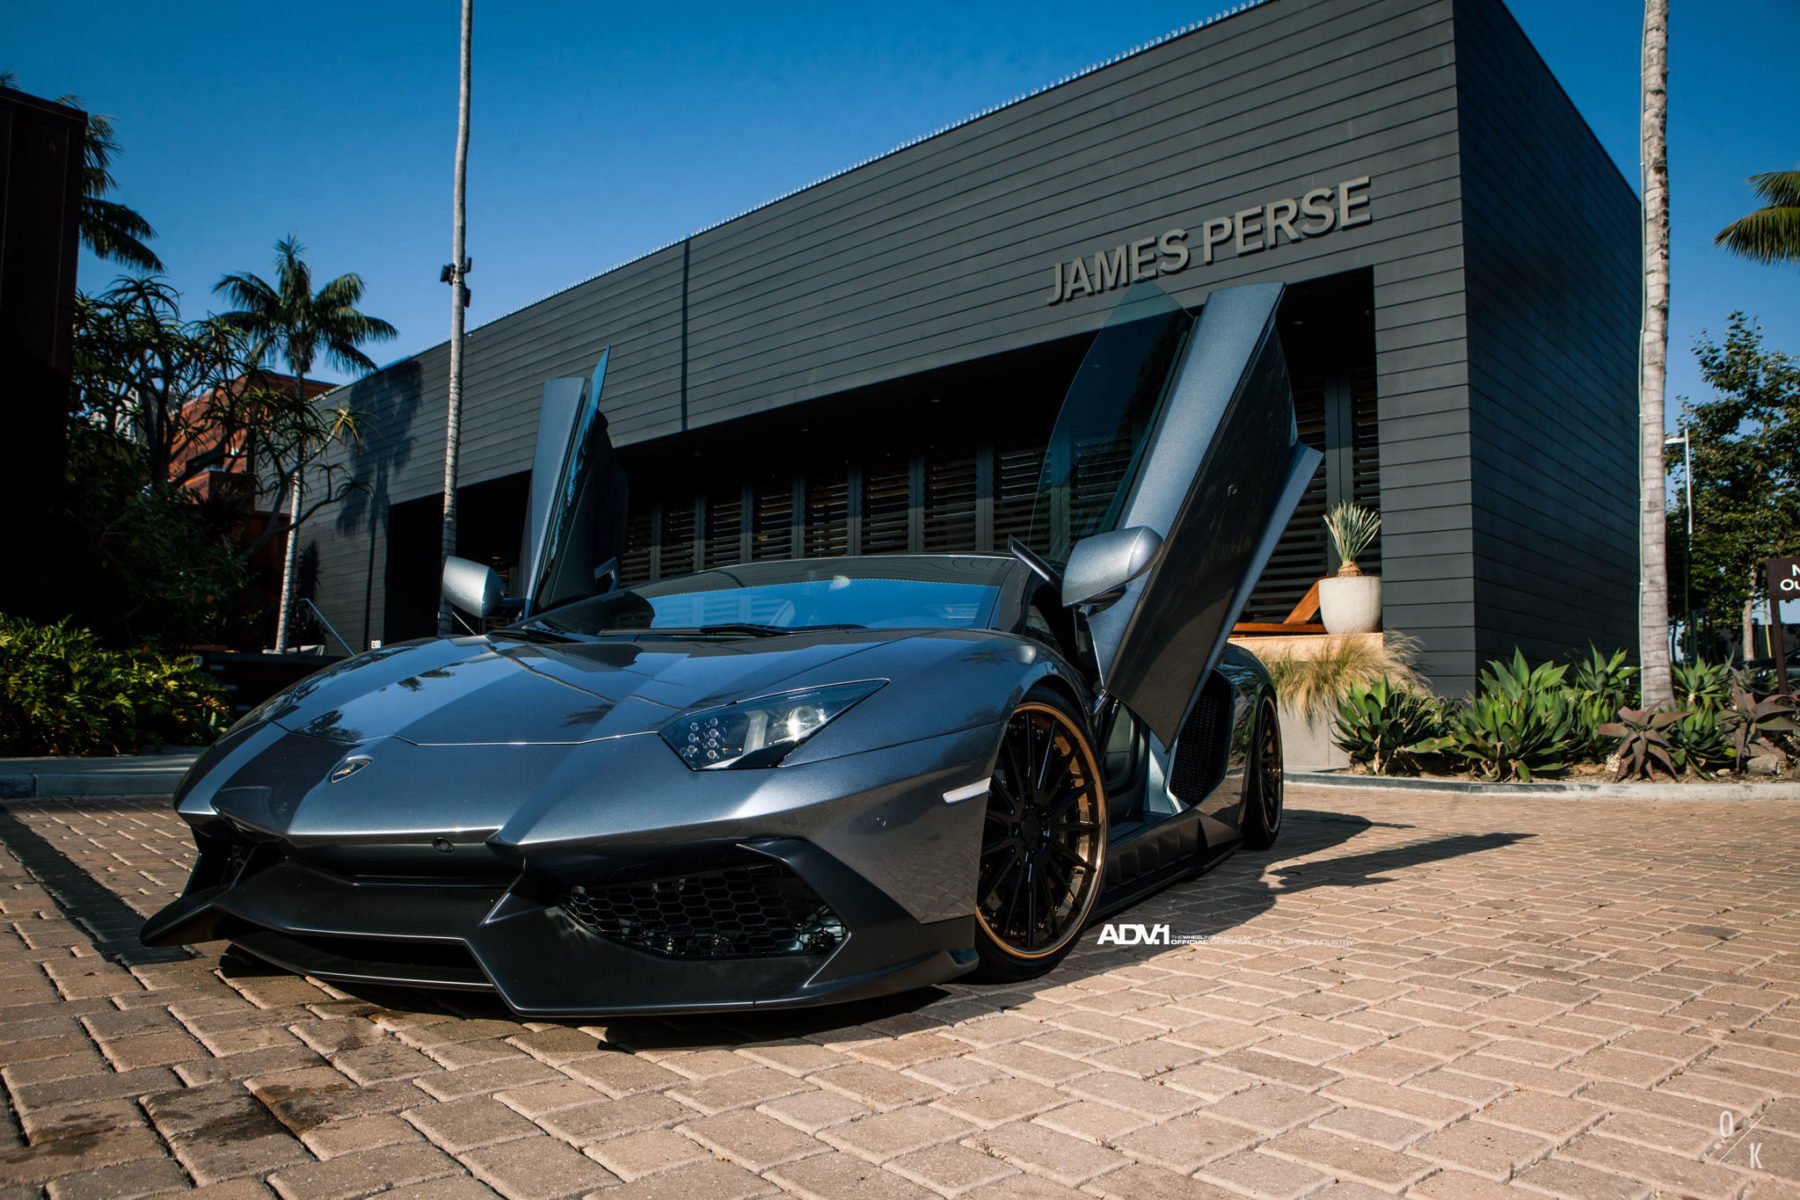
[76,108,162,273]
[215,237,396,651]
[1637,0,1672,707]
[1716,171,1800,265]
[0,73,161,271]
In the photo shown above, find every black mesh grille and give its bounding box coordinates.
[561,861,844,959]
[1169,674,1234,809]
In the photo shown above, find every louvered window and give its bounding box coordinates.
[991,442,1044,551]
[660,502,696,579]
[922,446,978,553]
[1242,369,1378,623]
[702,491,744,569]
[805,466,850,559]
[751,477,794,561]
[619,509,654,585]
[1350,364,1382,570]
[861,457,911,554]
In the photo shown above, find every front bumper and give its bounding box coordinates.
[141,837,975,1017]
[141,722,997,1016]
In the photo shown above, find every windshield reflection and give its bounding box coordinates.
[528,556,1012,637]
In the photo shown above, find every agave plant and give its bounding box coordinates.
[1433,650,1582,782]
[1481,649,1570,700]
[1323,501,1380,576]
[1331,676,1449,775]
[1723,687,1799,774]
[1671,659,1731,713]
[1599,706,1686,781]
[1569,647,1639,762]
[1667,709,1733,777]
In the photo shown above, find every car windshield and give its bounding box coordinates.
[526,556,1013,637]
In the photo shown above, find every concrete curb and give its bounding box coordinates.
[1290,770,1800,800]
[0,753,199,800]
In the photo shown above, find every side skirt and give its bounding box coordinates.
[1090,810,1234,921]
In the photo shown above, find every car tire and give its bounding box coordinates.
[970,687,1109,982]
[1240,694,1283,851]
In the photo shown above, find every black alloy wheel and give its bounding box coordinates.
[971,691,1108,980]
[1241,695,1283,850]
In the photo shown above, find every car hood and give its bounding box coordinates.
[250,628,964,747]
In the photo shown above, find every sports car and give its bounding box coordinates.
[142,281,1322,1016]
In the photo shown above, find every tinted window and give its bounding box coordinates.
[533,556,1012,635]
[1026,283,1192,565]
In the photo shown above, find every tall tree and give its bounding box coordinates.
[0,74,162,271]
[1638,0,1673,707]
[1715,171,1800,266]
[215,238,396,651]
[1671,316,1800,657]
[438,0,475,636]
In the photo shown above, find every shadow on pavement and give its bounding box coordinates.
[9,795,1531,1042]
[0,803,190,966]
[289,807,1534,1048]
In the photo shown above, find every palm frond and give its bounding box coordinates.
[1749,170,1800,209]
[210,238,392,387]
[80,197,163,272]
[1715,204,1800,265]
[313,272,367,309]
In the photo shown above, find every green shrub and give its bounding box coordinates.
[1667,708,1732,777]
[1572,646,1639,707]
[1440,651,1579,781]
[1672,659,1732,714]
[1331,677,1448,775]
[1569,647,1638,761]
[0,615,230,756]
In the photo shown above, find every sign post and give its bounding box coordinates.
[1767,557,1799,695]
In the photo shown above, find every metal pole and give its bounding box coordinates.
[1682,428,1693,662]
[436,0,474,636]
[1665,429,1693,662]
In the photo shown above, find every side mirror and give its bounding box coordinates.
[442,556,507,620]
[1062,526,1164,607]
[591,556,620,595]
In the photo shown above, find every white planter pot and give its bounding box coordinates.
[1319,574,1382,635]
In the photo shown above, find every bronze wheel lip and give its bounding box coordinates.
[976,700,1108,962]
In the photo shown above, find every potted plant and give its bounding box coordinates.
[1320,501,1381,634]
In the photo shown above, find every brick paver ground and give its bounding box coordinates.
[1,787,1797,1199]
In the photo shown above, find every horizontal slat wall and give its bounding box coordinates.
[1453,0,1639,674]
[306,0,1495,671]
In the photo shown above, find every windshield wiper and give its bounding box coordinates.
[638,622,866,639]
[490,624,582,644]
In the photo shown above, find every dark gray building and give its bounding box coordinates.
[310,0,1640,695]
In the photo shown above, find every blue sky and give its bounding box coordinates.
[10,0,1796,418]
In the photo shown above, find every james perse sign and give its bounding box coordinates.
[1045,176,1373,305]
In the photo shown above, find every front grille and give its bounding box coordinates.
[561,861,845,959]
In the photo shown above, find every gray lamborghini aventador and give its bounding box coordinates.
[142,281,1322,1016]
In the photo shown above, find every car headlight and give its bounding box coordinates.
[660,680,885,770]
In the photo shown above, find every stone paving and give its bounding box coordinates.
[1,787,1798,1199]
